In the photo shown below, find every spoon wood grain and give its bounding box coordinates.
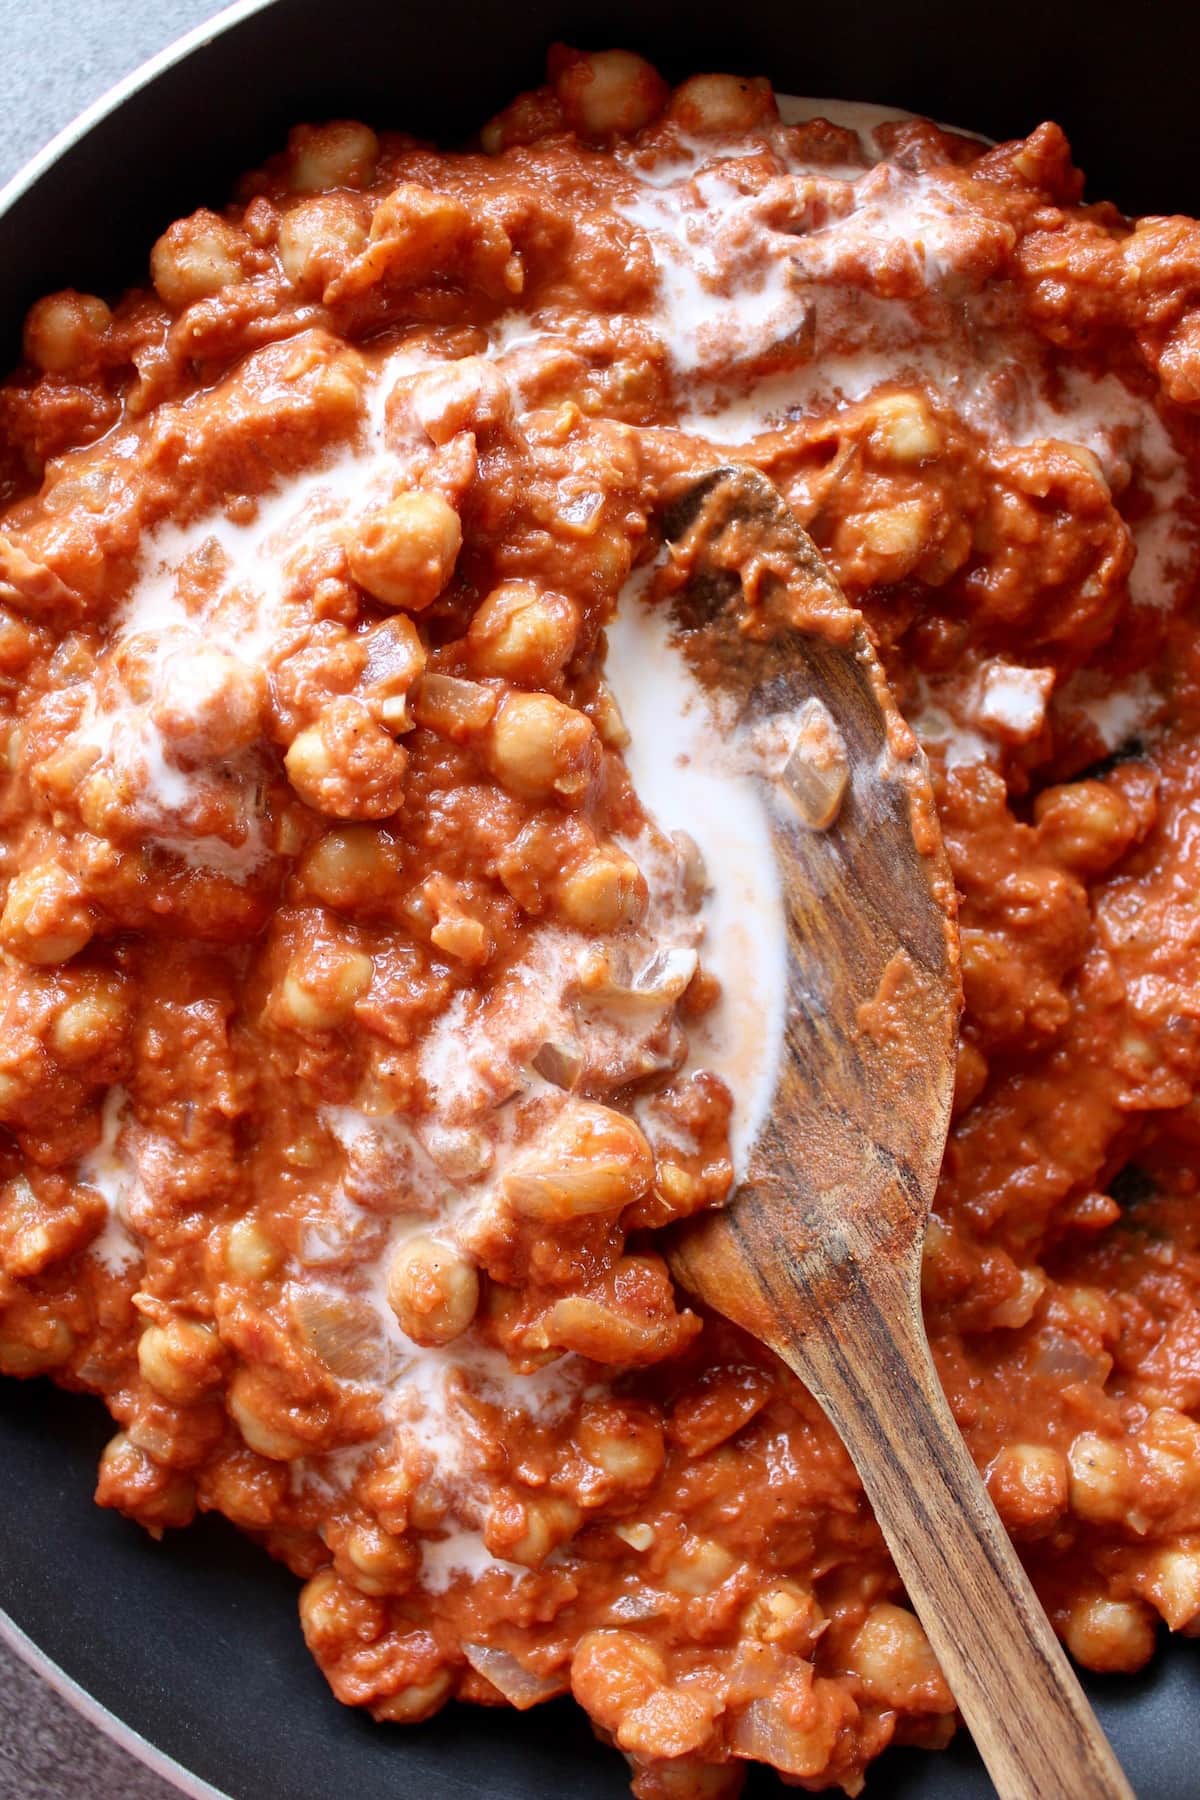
[658,465,1133,1800]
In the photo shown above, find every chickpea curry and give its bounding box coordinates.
[1,44,1199,1798]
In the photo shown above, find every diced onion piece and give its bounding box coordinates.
[531,1038,584,1090]
[781,697,849,831]
[462,1643,566,1709]
[731,1697,823,1777]
[291,1287,383,1380]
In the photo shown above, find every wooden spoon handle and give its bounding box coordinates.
[780,1269,1133,1799]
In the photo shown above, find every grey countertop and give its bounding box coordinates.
[0,7,230,1792]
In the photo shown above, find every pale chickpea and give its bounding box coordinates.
[299,1566,385,1652]
[665,1535,735,1595]
[347,491,462,612]
[0,862,93,965]
[1067,1431,1131,1525]
[740,1580,822,1651]
[372,1670,454,1723]
[847,1603,953,1710]
[50,973,129,1064]
[952,1037,989,1115]
[1034,779,1136,876]
[337,1520,418,1596]
[23,290,112,374]
[667,73,777,135]
[97,1432,196,1530]
[486,691,600,803]
[285,699,409,820]
[467,580,579,682]
[487,1492,581,1568]
[865,391,943,465]
[985,1443,1068,1536]
[138,1317,224,1404]
[150,210,248,309]
[0,1312,74,1375]
[225,1215,281,1281]
[287,120,379,193]
[151,648,265,758]
[228,1367,308,1461]
[502,1100,654,1220]
[278,194,369,297]
[571,1629,667,1728]
[277,946,373,1030]
[550,48,669,139]
[301,825,396,910]
[1063,1593,1157,1672]
[555,846,648,930]
[385,1234,479,1346]
[577,1399,664,1489]
[856,498,930,572]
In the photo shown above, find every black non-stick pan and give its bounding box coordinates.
[0,3,1196,1794]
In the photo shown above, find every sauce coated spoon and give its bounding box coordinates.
[658,464,1132,1800]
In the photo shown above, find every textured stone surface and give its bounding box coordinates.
[0,8,226,1792]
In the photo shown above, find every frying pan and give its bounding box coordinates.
[0,2,1196,1794]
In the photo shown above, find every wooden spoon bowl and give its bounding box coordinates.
[657,464,1132,1799]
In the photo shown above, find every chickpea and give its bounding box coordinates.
[1034,779,1136,876]
[385,1234,479,1346]
[467,580,579,682]
[347,491,462,612]
[577,1399,664,1490]
[150,210,248,308]
[665,1536,735,1595]
[50,973,129,1064]
[23,290,112,374]
[1063,1594,1157,1672]
[549,48,669,139]
[952,1037,989,1116]
[372,1671,454,1723]
[285,698,409,819]
[740,1580,822,1651]
[337,1520,419,1596]
[667,73,777,135]
[987,1265,1046,1329]
[301,826,396,910]
[555,845,648,930]
[299,1566,386,1651]
[847,1603,953,1710]
[287,120,379,193]
[856,498,930,571]
[865,390,942,464]
[228,1367,308,1461]
[1067,1431,1131,1525]
[486,691,599,803]
[96,1431,196,1531]
[502,1100,654,1220]
[225,1216,281,1281]
[277,946,373,1030]
[151,648,265,758]
[985,1443,1068,1536]
[0,1311,74,1375]
[571,1629,667,1727]
[138,1317,224,1404]
[278,194,369,297]
[1,862,93,965]
[487,1492,581,1568]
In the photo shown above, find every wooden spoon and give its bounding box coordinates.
[656,464,1133,1799]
